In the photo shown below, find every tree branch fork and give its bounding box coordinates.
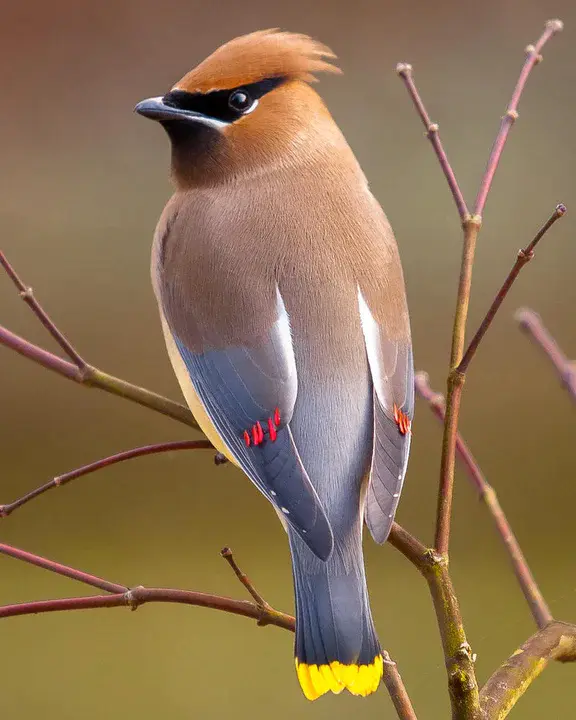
[1,17,573,720]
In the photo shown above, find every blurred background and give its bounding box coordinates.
[1,0,575,717]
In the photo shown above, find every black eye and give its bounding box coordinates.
[228,89,253,112]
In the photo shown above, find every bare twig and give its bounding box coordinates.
[1,250,201,429]
[390,63,479,718]
[480,621,576,719]
[221,546,270,609]
[0,542,294,628]
[0,321,200,430]
[516,308,576,400]
[0,540,415,717]
[415,372,553,629]
[386,522,428,568]
[396,63,469,222]
[0,585,295,630]
[0,440,213,518]
[474,20,564,217]
[459,204,566,374]
[435,217,479,555]
[0,543,127,594]
[382,651,419,720]
[0,250,87,369]
[434,19,563,557]
[398,23,564,718]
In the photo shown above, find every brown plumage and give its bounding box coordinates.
[137,29,413,701]
[174,29,341,93]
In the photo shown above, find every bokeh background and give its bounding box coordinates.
[1,0,575,717]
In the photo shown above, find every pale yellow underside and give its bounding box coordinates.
[159,311,237,463]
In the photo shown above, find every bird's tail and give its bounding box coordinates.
[289,532,383,700]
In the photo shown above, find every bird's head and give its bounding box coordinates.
[135,30,342,186]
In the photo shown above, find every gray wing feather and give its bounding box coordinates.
[358,289,414,544]
[170,291,334,561]
[366,349,413,543]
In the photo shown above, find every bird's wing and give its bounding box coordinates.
[357,288,414,544]
[161,281,334,561]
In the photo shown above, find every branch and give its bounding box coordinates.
[0,542,294,629]
[0,252,201,431]
[396,64,469,222]
[516,308,576,401]
[0,323,199,429]
[397,26,564,717]
[387,527,478,718]
[0,538,416,718]
[0,543,127,594]
[0,590,291,629]
[480,621,576,719]
[382,651,419,720]
[221,546,270,609]
[459,204,566,374]
[433,19,563,557]
[423,553,480,718]
[0,439,420,717]
[0,250,87,370]
[0,586,295,630]
[415,372,553,629]
[0,440,213,518]
[434,217,479,555]
[474,19,564,217]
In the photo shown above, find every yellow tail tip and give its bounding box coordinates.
[295,655,383,700]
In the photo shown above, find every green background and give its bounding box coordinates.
[1,0,575,717]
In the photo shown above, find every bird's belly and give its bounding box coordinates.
[159,309,237,463]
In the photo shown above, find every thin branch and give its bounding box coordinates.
[382,651,419,720]
[415,372,553,629]
[0,324,79,379]
[0,430,427,587]
[387,522,429,570]
[0,543,127,594]
[0,540,417,718]
[459,204,566,374]
[474,19,564,217]
[396,63,469,222]
[0,542,417,719]
[1,250,201,430]
[0,586,295,630]
[221,546,270,609]
[435,218,479,555]
[0,250,87,369]
[0,440,213,518]
[0,542,294,629]
[0,324,200,430]
[435,19,563,557]
[480,621,576,719]
[516,308,576,400]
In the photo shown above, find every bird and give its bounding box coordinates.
[136,29,413,701]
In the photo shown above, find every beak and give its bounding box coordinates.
[135,96,194,122]
[134,96,228,130]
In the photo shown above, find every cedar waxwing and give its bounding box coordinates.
[136,29,413,700]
